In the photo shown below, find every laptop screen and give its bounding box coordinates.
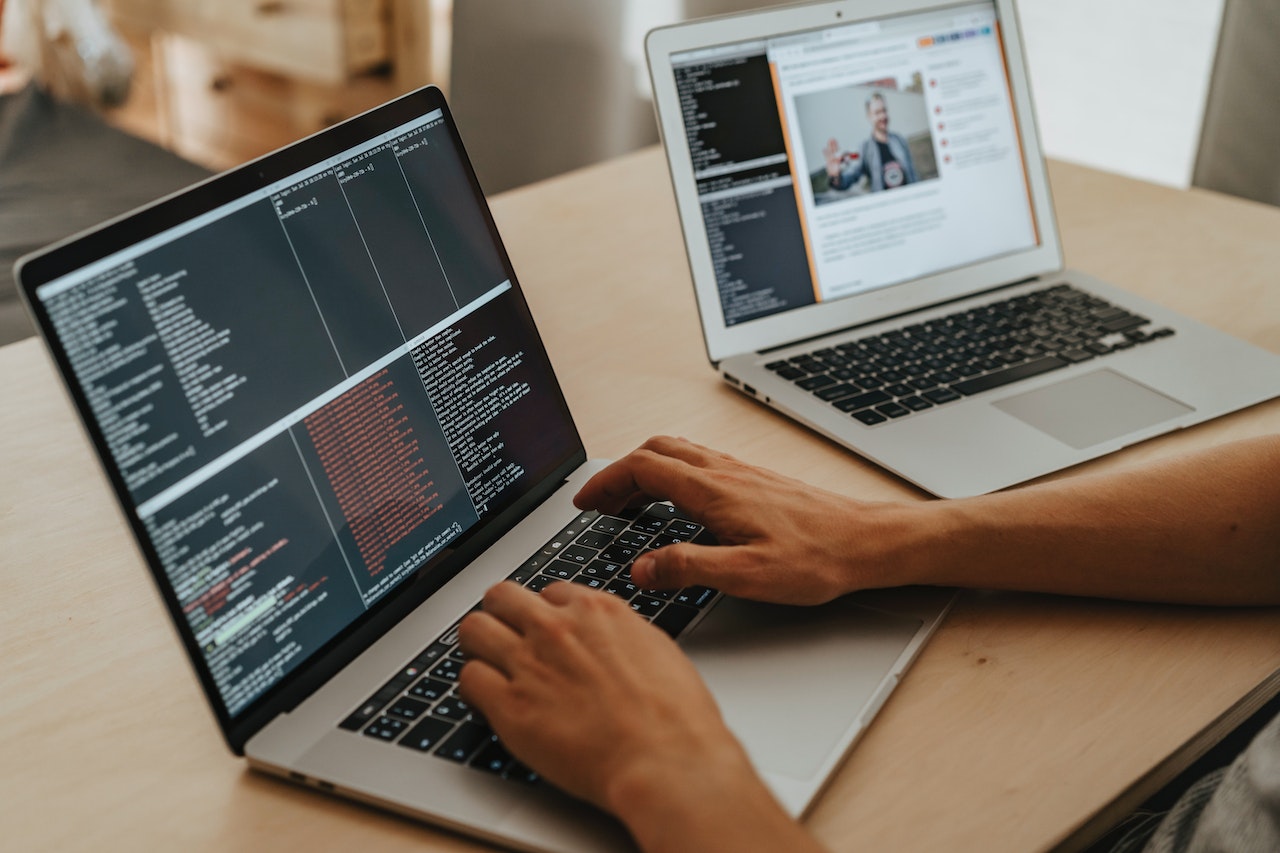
[29,97,581,721]
[669,1,1038,327]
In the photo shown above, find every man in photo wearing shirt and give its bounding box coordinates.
[824,91,918,192]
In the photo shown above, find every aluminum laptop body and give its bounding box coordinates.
[16,87,951,852]
[647,0,1280,499]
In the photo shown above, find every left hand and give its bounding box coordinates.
[456,581,757,821]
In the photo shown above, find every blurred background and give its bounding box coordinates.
[0,0,1276,346]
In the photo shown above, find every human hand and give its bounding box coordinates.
[456,581,779,848]
[574,436,924,605]
[824,137,844,178]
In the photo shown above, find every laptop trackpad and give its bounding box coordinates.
[682,596,921,782]
[993,368,1193,449]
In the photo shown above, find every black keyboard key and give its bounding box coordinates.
[387,696,432,721]
[631,516,668,534]
[575,530,613,550]
[922,387,961,404]
[409,677,453,702]
[630,595,667,619]
[1098,313,1149,333]
[950,355,1068,396]
[875,402,911,419]
[506,565,537,585]
[504,762,541,785]
[560,544,598,564]
[815,383,859,401]
[1150,327,1175,338]
[470,737,514,774]
[572,574,607,590]
[399,717,456,753]
[797,374,836,390]
[833,389,891,412]
[1060,348,1094,364]
[1090,305,1128,322]
[666,521,701,539]
[581,559,623,580]
[852,409,887,425]
[647,502,692,521]
[600,545,639,563]
[430,658,464,682]
[885,383,914,397]
[900,395,933,412]
[526,575,562,593]
[653,603,699,638]
[673,586,717,608]
[436,722,493,763]
[542,560,580,580]
[614,530,652,549]
[339,700,385,732]
[591,516,628,535]
[604,579,639,599]
[364,716,408,741]
[777,367,806,381]
[765,360,789,371]
[432,695,472,722]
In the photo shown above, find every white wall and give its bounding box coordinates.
[1015,0,1225,188]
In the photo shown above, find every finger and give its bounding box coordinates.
[456,658,510,715]
[538,578,595,606]
[630,541,741,591]
[457,611,524,676]
[479,580,553,634]
[574,442,718,516]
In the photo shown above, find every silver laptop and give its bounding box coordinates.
[16,87,952,852]
[647,0,1280,499]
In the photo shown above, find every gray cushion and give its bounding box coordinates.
[0,85,210,344]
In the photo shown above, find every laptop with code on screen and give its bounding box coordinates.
[647,0,1280,498]
[16,86,952,852]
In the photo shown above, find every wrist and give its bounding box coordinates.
[845,498,967,591]
[604,737,770,849]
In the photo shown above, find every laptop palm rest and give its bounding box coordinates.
[993,368,1193,450]
[682,596,922,782]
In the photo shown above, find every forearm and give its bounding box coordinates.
[895,435,1280,605]
[609,749,827,853]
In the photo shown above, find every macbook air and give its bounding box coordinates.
[16,86,952,852]
[647,0,1280,498]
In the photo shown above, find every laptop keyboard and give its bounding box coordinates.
[337,503,720,784]
[765,283,1175,425]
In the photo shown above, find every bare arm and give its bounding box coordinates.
[575,435,1280,606]
[920,435,1280,604]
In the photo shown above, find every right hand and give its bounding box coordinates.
[574,436,925,604]
[824,137,844,179]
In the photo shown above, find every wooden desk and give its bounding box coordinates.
[3,148,1279,851]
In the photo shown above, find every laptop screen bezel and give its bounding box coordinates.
[646,0,1063,364]
[15,86,587,754]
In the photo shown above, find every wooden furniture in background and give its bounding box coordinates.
[100,0,449,170]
